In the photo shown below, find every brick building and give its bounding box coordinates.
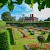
[24,14,38,22]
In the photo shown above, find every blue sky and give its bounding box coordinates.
[0,2,33,20]
[0,2,50,20]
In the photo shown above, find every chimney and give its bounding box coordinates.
[30,14,32,17]
[32,14,34,17]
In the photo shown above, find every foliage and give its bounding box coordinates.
[7,28,14,45]
[0,30,10,50]
[30,32,34,35]
[8,2,14,11]
[1,12,16,21]
[18,17,24,22]
[0,20,6,28]
[46,32,50,43]
[31,47,38,50]
[41,31,46,35]
[37,35,45,43]
[28,30,31,32]
[0,0,50,11]
[6,21,50,27]
[44,17,50,21]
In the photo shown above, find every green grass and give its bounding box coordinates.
[0,20,6,28]
[11,28,38,50]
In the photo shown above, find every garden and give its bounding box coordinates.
[0,21,50,50]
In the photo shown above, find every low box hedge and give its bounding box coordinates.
[7,28,14,45]
[0,30,10,50]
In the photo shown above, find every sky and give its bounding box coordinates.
[0,2,50,20]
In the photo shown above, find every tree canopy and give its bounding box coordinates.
[1,12,16,21]
[0,0,50,11]
[44,17,50,21]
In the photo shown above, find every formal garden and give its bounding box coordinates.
[0,20,50,50]
[0,0,50,50]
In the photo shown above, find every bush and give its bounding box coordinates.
[0,30,10,50]
[7,28,14,45]
[37,35,45,43]
[0,20,6,28]
[31,47,37,50]
[30,32,34,35]
[41,31,46,35]
[28,30,31,32]
[46,32,50,43]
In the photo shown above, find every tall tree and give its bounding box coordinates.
[18,17,24,22]
[0,0,50,11]
[1,12,16,21]
[44,17,50,21]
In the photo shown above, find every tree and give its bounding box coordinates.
[44,17,50,21]
[1,12,16,21]
[18,17,24,22]
[37,35,45,49]
[0,0,50,11]
[10,16,16,21]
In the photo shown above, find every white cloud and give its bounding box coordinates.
[33,3,50,20]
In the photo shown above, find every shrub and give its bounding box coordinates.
[46,32,50,43]
[41,31,46,35]
[0,30,10,50]
[28,30,31,32]
[37,35,45,43]
[31,47,37,50]
[7,28,14,45]
[30,32,34,35]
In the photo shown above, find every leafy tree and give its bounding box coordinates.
[37,35,45,43]
[37,35,45,49]
[1,12,16,21]
[0,0,50,11]
[10,16,16,21]
[44,17,50,21]
[18,17,24,22]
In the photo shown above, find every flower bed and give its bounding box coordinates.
[18,28,28,38]
[33,28,38,30]
[27,43,50,50]
[28,43,39,50]
[44,28,48,30]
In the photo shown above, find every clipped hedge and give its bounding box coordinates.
[0,30,10,50]
[7,28,14,45]
[6,21,50,27]
[46,32,50,43]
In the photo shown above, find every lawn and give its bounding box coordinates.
[11,27,49,50]
[11,28,38,50]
